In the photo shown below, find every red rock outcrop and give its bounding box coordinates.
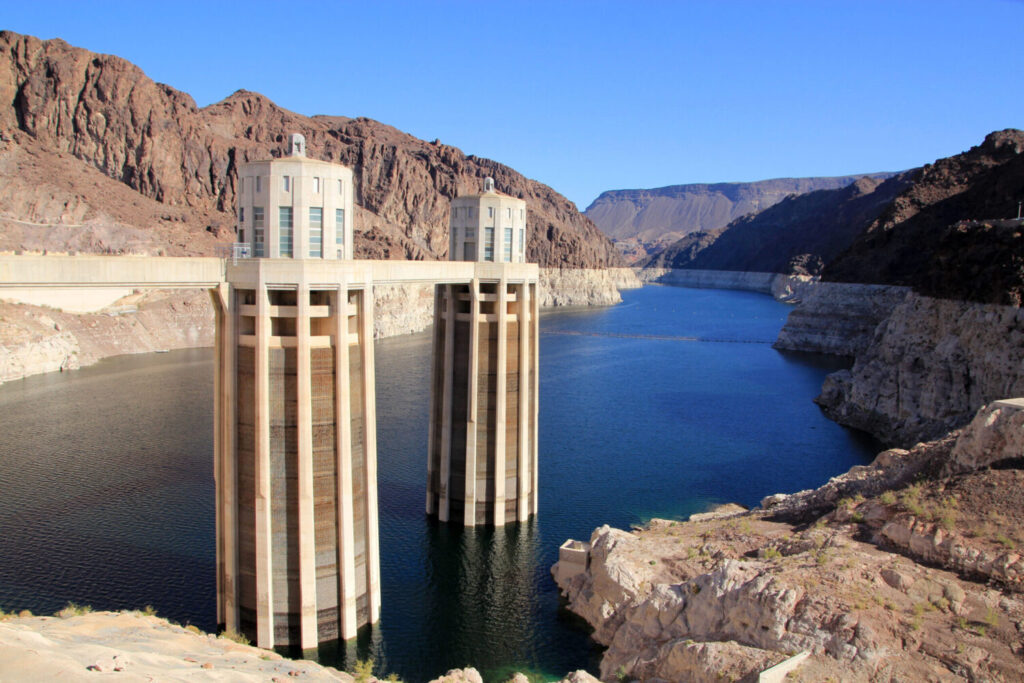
[0,30,621,268]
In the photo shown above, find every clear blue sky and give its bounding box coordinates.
[6,1,1023,209]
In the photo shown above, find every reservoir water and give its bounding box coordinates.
[0,285,876,681]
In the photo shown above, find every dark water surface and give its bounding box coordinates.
[0,285,876,681]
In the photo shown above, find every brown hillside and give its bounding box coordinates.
[0,31,620,267]
[825,129,1024,305]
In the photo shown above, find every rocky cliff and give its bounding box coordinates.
[0,30,621,270]
[538,267,641,307]
[814,293,1024,447]
[773,283,911,357]
[0,291,215,384]
[585,174,894,263]
[824,129,1024,305]
[554,399,1024,682]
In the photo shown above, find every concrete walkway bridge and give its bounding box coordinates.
[0,254,540,651]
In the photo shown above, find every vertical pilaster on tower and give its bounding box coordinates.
[359,281,381,623]
[254,273,274,649]
[516,281,531,523]
[531,281,540,516]
[212,283,240,634]
[493,279,508,527]
[296,281,318,650]
[333,281,358,641]
[464,279,480,526]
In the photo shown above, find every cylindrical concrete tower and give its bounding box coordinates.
[213,142,379,650]
[426,179,539,526]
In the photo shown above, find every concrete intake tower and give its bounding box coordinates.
[426,177,539,525]
[210,136,540,650]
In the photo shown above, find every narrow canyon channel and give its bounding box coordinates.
[0,284,878,681]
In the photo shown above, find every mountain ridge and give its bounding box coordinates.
[0,30,621,268]
[584,173,895,262]
[646,129,1024,306]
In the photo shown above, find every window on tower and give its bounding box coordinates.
[279,206,293,256]
[309,207,323,258]
[484,227,495,261]
[253,207,265,257]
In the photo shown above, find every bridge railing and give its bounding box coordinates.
[215,243,251,265]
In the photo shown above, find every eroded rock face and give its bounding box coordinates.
[947,399,1024,472]
[814,294,1024,446]
[773,282,911,358]
[0,291,215,384]
[538,268,641,307]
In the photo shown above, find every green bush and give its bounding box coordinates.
[218,628,250,645]
[56,602,92,618]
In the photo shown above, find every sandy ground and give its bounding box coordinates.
[0,611,352,682]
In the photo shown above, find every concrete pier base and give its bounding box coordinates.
[426,278,539,526]
[215,260,381,649]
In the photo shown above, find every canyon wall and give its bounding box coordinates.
[584,173,895,264]
[774,282,1024,447]
[772,282,911,357]
[0,290,214,384]
[0,31,622,271]
[538,267,641,307]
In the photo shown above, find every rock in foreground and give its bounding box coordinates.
[554,399,1024,682]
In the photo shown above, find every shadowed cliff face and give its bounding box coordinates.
[0,30,621,268]
[824,130,1024,305]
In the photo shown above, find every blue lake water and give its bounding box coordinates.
[0,284,876,681]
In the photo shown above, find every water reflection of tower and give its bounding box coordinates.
[426,177,540,526]
[423,522,539,673]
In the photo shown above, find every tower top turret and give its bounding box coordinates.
[289,133,306,157]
